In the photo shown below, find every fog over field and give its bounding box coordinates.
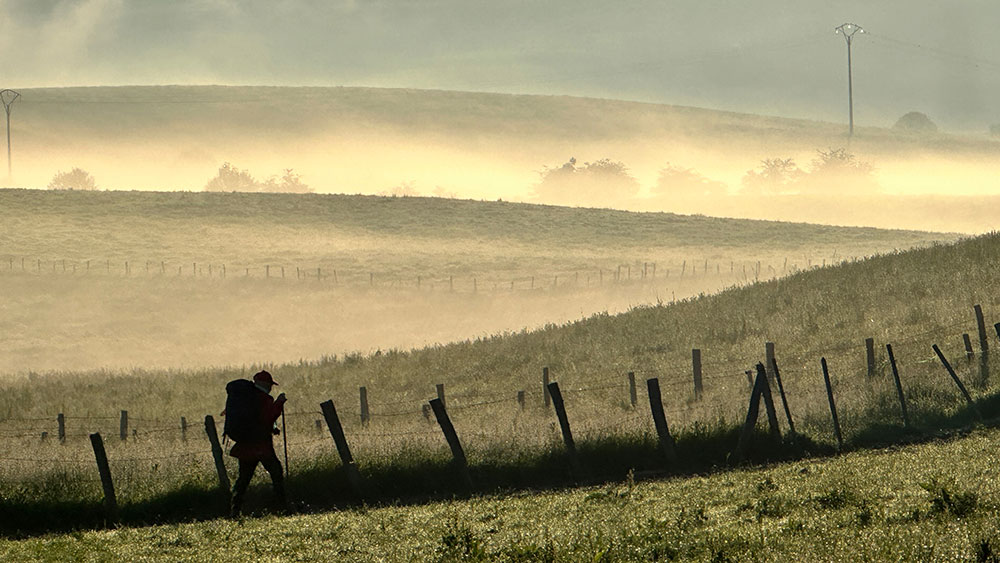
[7,1,1000,552]
[0,2,996,378]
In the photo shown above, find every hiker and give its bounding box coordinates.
[224,369,287,517]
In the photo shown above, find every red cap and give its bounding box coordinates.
[253,370,278,386]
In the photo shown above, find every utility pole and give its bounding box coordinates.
[834,23,864,137]
[0,89,20,182]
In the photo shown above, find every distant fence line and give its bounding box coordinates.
[0,254,854,293]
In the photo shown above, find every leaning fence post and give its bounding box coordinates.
[547,382,575,455]
[732,369,764,463]
[547,382,582,476]
[58,413,65,443]
[820,358,843,451]
[542,367,551,409]
[359,386,370,426]
[436,383,446,409]
[429,398,472,490]
[886,344,910,428]
[756,363,781,439]
[932,344,980,418]
[204,415,231,498]
[627,372,637,408]
[865,338,876,378]
[320,400,363,498]
[963,334,975,360]
[646,378,678,465]
[770,358,795,435]
[119,410,128,441]
[765,342,776,381]
[89,432,119,525]
[180,416,187,441]
[692,349,703,401]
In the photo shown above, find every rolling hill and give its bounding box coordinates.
[7,85,1000,233]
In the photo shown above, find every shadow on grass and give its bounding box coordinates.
[3,390,998,539]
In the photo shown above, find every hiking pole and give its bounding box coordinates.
[281,409,289,479]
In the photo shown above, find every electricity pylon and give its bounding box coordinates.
[0,89,20,181]
[835,23,864,137]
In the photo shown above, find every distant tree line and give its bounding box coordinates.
[530,147,879,207]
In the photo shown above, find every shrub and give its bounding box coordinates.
[261,169,312,194]
[533,157,639,207]
[740,158,801,195]
[652,164,727,199]
[48,168,97,190]
[204,162,258,192]
[893,111,938,134]
[205,163,311,193]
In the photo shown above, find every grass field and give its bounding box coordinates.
[0,188,948,373]
[4,424,1000,561]
[0,194,996,537]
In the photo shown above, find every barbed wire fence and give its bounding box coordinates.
[1,302,996,525]
[0,254,858,294]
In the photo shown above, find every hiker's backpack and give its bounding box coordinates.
[223,379,264,443]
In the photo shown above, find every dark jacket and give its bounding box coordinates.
[229,387,287,461]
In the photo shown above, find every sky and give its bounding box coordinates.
[0,1,998,131]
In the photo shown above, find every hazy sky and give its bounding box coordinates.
[1,1,998,131]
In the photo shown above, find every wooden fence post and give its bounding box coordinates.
[58,413,65,443]
[963,334,975,360]
[89,433,119,525]
[756,363,781,439]
[932,344,980,419]
[359,386,370,426]
[770,358,795,435]
[765,342,776,381]
[820,358,843,451]
[627,372,637,408]
[517,390,525,411]
[975,304,989,354]
[429,398,472,490]
[542,367,551,409]
[886,344,910,428]
[646,378,678,465]
[865,338,876,378]
[204,415,231,498]
[119,410,128,441]
[546,382,575,455]
[180,416,187,441]
[436,383,446,409]
[320,400,363,498]
[692,349,703,401]
[733,369,764,463]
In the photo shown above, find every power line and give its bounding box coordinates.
[865,32,1000,73]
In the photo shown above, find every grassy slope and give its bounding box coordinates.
[0,188,944,260]
[5,425,1000,561]
[1,225,997,537]
[0,188,951,373]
